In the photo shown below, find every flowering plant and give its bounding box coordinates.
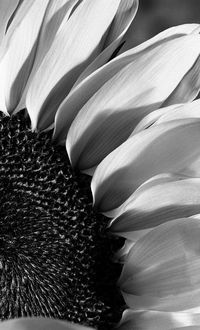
[1,1,200,330]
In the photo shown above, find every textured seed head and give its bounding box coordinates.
[0,110,123,329]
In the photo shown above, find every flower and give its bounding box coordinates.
[2,1,200,330]
[0,0,138,329]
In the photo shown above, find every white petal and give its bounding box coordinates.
[132,104,183,134]
[120,23,200,57]
[54,23,198,145]
[92,119,200,212]
[16,0,79,112]
[3,0,39,42]
[155,99,200,125]
[102,0,138,47]
[66,34,200,172]
[119,21,200,53]
[110,175,200,239]
[190,214,200,220]
[32,0,79,71]
[0,0,37,113]
[119,218,200,312]
[73,0,139,86]
[117,309,200,330]
[152,102,200,177]
[0,0,19,54]
[0,0,49,113]
[163,56,200,106]
[133,98,200,134]
[26,0,121,130]
[0,317,93,330]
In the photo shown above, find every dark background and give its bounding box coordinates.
[123,0,200,50]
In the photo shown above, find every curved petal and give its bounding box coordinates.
[0,317,93,330]
[31,0,79,73]
[119,20,200,54]
[73,0,139,86]
[117,309,200,330]
[119,218,200,312]
[162,56,200,107]
[155,99,200,125]
[0,0,50,113]
[92,119,200,212]
[190,214,200,220]
[0,0,19,53]
[54,23,198,144]
[132,104,183,134]
[15,0,80,112]
[133,98,200,134]
[26,0,122,131]
[110,175,200,239]
[66,33,200,172]
[150,102,200,178]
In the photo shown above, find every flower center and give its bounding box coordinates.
[0,110,123,329]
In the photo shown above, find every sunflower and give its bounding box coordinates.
[0,0,137,329]
[1,1,200,330]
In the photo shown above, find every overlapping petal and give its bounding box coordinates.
[0,0,82,115]
[63,26,200,172]
[133,98,200,133]
[117,309,200,330]
[68,0,139,87]
[26,0,127,130]
[0,317,93,330]
[0,0,19,54]
[17,0,80,112]
[29,0,79,74]
[119,218,200,312]
[109,174,200,240]
[132,103,183,134]
[154,99,200,125]
[55,23,199,145]
[73,0,139,86]
[0,0,49,113]
[1,2,200,330]
[119,18,200,54]
[92,118,200,213]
